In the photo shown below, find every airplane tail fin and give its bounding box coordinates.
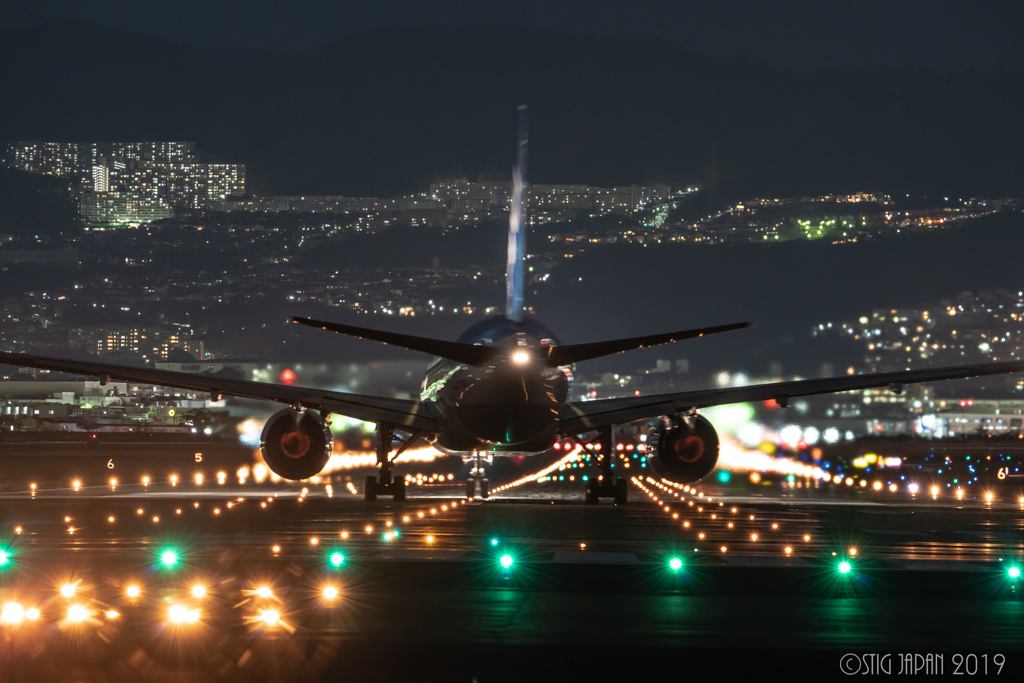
[506,105,528,323]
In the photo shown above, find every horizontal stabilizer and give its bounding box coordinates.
[291,317,499,365]
[540,321,753,366]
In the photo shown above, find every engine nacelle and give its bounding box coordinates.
[260,408,333,480]
[646,413,720,483]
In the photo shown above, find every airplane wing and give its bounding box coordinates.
[558,360,1024,434]
[0,352,438,431]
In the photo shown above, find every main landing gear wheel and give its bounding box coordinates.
[585,482,599,505]
[479,478,490,499]
[393,475,406,502]
[466,478,476,499]
[364,475,378,502]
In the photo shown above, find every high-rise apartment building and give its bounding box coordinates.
[5,142,80,177]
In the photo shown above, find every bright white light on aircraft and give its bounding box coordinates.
[802,427,820,445]
[823,427,840,444]
[512,350,529,364]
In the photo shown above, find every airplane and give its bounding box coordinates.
[3,106,1024,504]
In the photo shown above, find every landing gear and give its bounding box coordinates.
[466,452,490,499]
[580,425,629,505]
[363,423,418,501]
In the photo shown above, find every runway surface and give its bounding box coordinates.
[0,447,1022,681]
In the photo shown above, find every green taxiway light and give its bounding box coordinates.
[669,557,683,572]
[0,549,10,566]
[1009,567,1021,579]
[838,561,852,574]
[160,549,179,567]
[490,538,499,546]
[499,554,514,569]
[330,552,345,567]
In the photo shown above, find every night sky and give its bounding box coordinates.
[10,0,1023,72]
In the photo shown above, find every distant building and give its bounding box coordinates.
[79,192,173,226]
[5,142,80,177]
[68,325,202,360]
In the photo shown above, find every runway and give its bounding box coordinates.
[0,451,1022,682]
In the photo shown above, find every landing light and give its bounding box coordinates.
[512,351,530,365]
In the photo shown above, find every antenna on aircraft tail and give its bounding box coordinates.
[506,105,528,323]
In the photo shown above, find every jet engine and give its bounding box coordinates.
[259,408,333,480]
[646,413,720,483]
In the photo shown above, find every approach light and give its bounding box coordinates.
[669,557,683,572]
[258,609,280,626]
[499,554,514,569]
[329,552,345,567]
[1,602,24,625]
[838,561,852,574]
[67,605,89,623]
[1009,567,1021,579]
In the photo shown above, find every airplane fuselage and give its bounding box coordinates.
[420,315,571,455]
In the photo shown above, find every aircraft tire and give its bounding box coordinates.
[364,476,378,502]
[393,475,406,501]
[480,478,490,499]
[466,478,476,499]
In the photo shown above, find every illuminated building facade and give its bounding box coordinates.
[68,325,202,360]
[79,192,173,227]
[5,142,79,177]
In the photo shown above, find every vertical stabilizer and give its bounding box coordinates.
[506,105,528,322]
